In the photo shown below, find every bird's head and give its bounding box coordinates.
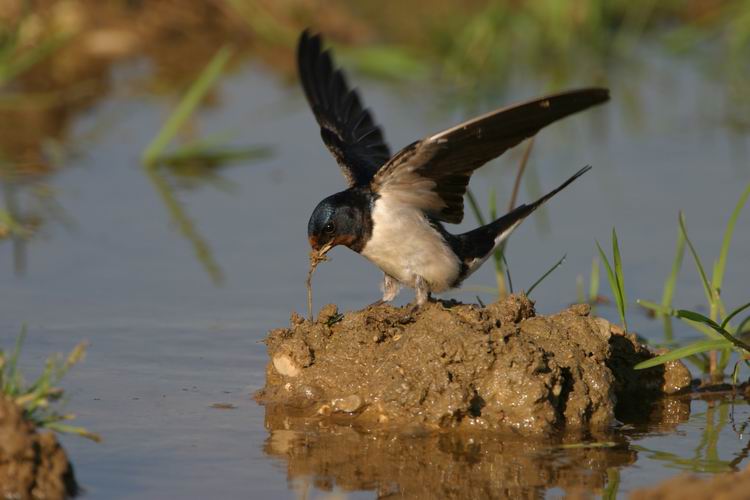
[307,191,367,255]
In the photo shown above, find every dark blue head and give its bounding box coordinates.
[307,190,371,254]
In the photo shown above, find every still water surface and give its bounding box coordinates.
[1,49,749,498]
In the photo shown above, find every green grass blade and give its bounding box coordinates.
[737,315,750,335]
[488,187,498,220]
[145,168,224,284]
[503,254,513,294]
[154,144,273,169]
[721,301,750,330]
[676,309,721,330]
[678,211,713,306]
[602,467,621,500]
[661,227,685,309]
[637,299,673,316]
[711,182,750,294]
[44,422,102,443]
[634,339,731,369]
[597,238,627,330]
[142,45,234,166]
[676,309,750,353]
[527,254,566,296]
[731,361,742,386]
[612,228,627,313]
[465,189,486,225]
[4,325,27,395]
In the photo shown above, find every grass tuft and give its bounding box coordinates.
[596,228,628,331]
[1,327,100,442]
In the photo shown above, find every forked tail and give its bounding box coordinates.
[456,166,591,279]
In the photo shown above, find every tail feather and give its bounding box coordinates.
[456,166,591,279]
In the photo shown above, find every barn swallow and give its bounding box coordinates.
[299,30,609,307]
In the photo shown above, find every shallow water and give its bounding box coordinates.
[1,43,750,498]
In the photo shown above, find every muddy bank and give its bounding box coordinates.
[256,295,691,434]
[0,396,78,500]
[631,464,750,499]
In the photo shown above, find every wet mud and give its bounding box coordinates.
[257,295,691,435]
[631,463,750,500]
[0,396,78,500]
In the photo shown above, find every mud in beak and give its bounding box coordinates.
[308,235,334,256]
[317,241,334,257]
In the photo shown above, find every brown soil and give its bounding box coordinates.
[631,464,750,500]
[0,396,78,500]
[256,295,691,435]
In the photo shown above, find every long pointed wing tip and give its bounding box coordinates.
[588,87,610,104]
[298,29,322,57]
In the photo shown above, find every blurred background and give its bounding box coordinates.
[1,0,749,497]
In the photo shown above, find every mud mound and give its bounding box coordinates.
[256,295,691,434]
[0,396,78,500]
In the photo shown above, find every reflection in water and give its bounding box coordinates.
[143,142,272,285]
[144,166,225,285]
[261,397,697,498]
[634,399,750,474]
[0,170,69,276]
[262,396,750,497]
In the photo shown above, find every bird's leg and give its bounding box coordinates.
[369,273,401,308]
[409,275,431,313]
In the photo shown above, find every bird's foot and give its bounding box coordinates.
[407,302,423,316]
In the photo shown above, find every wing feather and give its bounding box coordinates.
[297,30,391,186]
[371,88,609,223]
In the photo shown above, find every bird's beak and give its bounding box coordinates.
[308,235,334,257]
[318,241,334,256]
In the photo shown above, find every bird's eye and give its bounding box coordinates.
[323,222,335,234]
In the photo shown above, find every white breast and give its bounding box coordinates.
[361,194,460,293]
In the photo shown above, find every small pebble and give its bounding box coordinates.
[332,395,362,413]
[273,354,300,377]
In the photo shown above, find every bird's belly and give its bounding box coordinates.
[360,200,460,293]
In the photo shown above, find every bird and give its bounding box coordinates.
[299,30,609,308]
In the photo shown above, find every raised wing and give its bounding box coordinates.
[297,30,391,187]
[370,88,609,223]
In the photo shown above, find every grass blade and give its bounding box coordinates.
[637,299,672,316]
[721,301,750,330]
[527,254,566,296]
[612,228,627,313]
[142,45,234,166]
[661,227,685,309]
[44,422,102,443]
[678,211,714,307]
[597,237,628,331]
[676,309,719,328]
[465,189,486,225]
[634,339,732,369]
[3,325,27,395]
[711,182,750,295]
[676,309,750,353]
[737,315,750,335]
